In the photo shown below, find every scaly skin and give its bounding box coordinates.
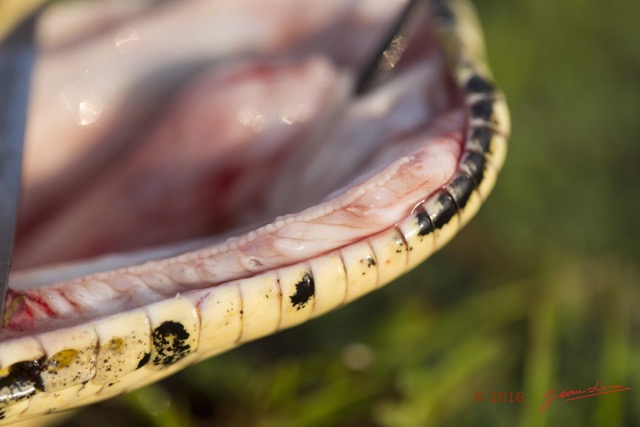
[0,0,509,423]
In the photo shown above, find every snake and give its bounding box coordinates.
[0,0,509,423]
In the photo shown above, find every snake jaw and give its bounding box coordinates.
[0,0,509,422]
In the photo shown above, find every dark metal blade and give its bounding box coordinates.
[0,13,38,319]
[354,0,423,95]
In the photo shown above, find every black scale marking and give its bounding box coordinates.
[365,255,376,267]
[136,353,151,369]
[467,126,495,154]
[461,151,487,185]
[290,272,315,310]
[445,174,475,209]
[151,321,192,367]
[415,208,434,237]
[465,75,495,96]
[0,358,46,406]
[429,192,458,230]
[432,0,456,24]
[470,98,496,123]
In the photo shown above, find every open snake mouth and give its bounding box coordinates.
[0,0,508,421]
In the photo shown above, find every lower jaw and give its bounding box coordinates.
[0,1,509,423]
[6,2,508,339]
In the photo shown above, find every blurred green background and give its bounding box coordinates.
[46,0,639,426]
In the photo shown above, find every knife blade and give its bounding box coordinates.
[0,12,38,322]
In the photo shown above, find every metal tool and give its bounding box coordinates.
[354,0,422,95]
[0,12,38,322]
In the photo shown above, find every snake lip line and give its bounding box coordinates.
[0,0,509,423]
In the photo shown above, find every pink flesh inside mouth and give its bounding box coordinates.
[5,0,464,337]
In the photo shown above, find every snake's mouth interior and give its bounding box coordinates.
[6,0,464,333]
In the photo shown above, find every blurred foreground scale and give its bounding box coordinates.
[0,0,509,424]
